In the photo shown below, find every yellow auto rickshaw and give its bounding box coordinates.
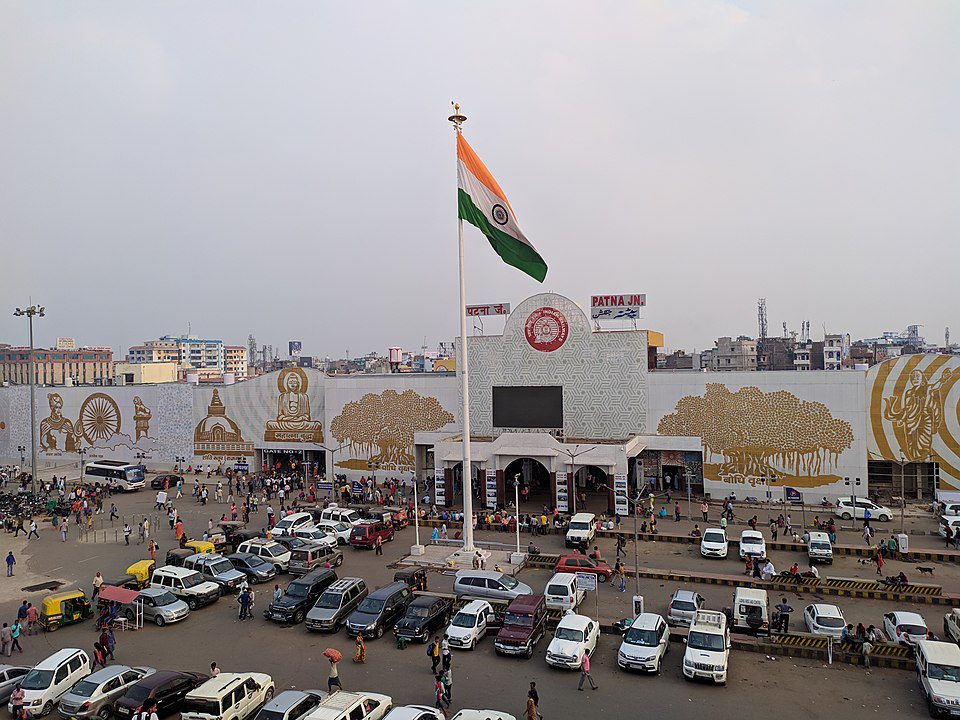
[125,560,156,589]
[39,590,92,632]
[183,539,215,555]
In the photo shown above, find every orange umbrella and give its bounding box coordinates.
[323,648,342,663]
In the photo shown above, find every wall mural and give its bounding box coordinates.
[330,389,454,473]
[38,391,161,456]
[264,367,324,443]
[194,389,255,458]
[868,355,960,491]
[658,384,854,489]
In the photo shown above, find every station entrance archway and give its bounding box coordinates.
[503,457,551,506]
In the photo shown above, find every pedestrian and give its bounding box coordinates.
[142,701,160,720]
[528,682,541,720]
[210,662,220,677]
[434,675,449,712]
[526,697,538,720]
[441,666,452,703]
[137,521,145,544]
[327,658,342,693]
[0,624,9,657]
[674,502,681,522]
[375,535,383,556]
[615,534,626,558]
[614,560,626,592]
[238,588,252,621]
[5,552,15,577]
[701,501,709,522]
[10,620,21,654]
[441,642,451,671]
[875,551,884,575]
[99,628,115,660]
[945,524,954,549]
[775,597,794,633]
[148,540,157,562]
[123,524,131,545]
[862,525,872,546]
[109,503,118,521]
[861,639,874,669]
[92,572,104,600]
[273,584,283,602]
[770,521,778,542]
[353,635,366,664]
[16,601,28,624]
[10,684,24,720]
[25,603,38,635]
[60,522,68,542]
[92,642,107,669]
[27,520,38,540]
[578,651,598,690]
[429,637,441,673]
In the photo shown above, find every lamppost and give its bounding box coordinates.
[78,448,87,482]
[893,451,908,534]
[17,446,26,469]
[175,456,186,473]
[559,444,597,515]
[513,473,521,555]
[13,304,44,495]
[844,476,861,530]
[603,483,643,596]
[320,443,350,501]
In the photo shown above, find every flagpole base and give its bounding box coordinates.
[446,547,491,569]
[410,544,425,556]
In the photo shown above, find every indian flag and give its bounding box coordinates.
[457,133,547,282]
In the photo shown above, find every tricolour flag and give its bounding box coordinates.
[457,133,547,282]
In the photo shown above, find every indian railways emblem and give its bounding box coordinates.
[524,307,569,352]
[491,204,509,225]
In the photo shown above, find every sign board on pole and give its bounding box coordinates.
[351,479,363,495]
[614,474,629,516]
[485,469,498,510]
[434,467,446,505]
[466,303,511,317]
[317,480,333,491]
[590,294,646,321]
[784,487,802,504]
[555,472,569,513]
[575,572,598,592]
[233,462,249,473]
[632,595,644,616]
[156,491,168,506]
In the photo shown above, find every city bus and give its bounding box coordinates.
[83,460,146,491]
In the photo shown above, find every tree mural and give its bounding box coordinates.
[330,390,454,471]
[657,384,853,479]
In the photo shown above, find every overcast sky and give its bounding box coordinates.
[2,1,958,359]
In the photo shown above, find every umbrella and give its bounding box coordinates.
[323,648,342,663]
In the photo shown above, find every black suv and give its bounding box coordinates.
[346,581,413,639]
[115,671,208,719]
[265,568,338,625]
[393,595,453,643]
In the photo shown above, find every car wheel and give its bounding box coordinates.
[293,610,305,624]
[124,609,135,622]
[264,689,274,701]
[335,556,343,568]
[470,637,477,650]
[155,615,166,627]
[41,702,53,717]
[598,574,607,583]
[374,626,384,639]
[928,697,938,718]
[656,657,662,675]
[878,515,889,523]
[841,512,852,520]
[98,706,112,720]
[187,599,197,611]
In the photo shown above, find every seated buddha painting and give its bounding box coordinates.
[264,367,324,443]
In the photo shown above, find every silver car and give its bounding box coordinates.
[58,666,154,719]
[0,665,30,704]
[251,689,327,720]
[122,588,190,627]
[453,570,533,603]
[667,589,705,627]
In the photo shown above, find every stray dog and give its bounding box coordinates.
[857,557,871,566]
[917,566,935,577]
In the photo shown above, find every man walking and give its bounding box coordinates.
[0,623,11,656]
[27,519,39,540]
[327,657,342,693]
[375,535,383,556]
[109,503,119,522]
[578,652,598,691]
[61,522,68,542]
[701,501,709,522]
[615,534,626,558]
[238,588,252,621]
[528,682,542,720]
[123,524,131,545]
[5,552,15,577]
[92,572,104,601]
[428,637,441,674]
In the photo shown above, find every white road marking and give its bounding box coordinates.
[78,555,101,563]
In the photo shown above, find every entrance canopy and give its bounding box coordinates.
[98,585,139,605]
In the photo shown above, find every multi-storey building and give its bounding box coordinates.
[127,336,225,373]
[224,346,249,377]
[711,336,757,372]
[0,346,114,385]
[823,334,843,370]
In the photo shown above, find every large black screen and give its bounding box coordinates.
[492,386,563,428]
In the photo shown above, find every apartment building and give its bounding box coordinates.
[127,336,225,373]
[0,346,114,385]
[224,346,249,377]
[712,336,757,371]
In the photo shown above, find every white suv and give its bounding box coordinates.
[683,610,730,685]
[237,539,292,573]
[181,673,275,720]
[618,613,669,673]
[272,512,315,538]
[564,513,596,549]
[545,613,599,670]
[444,600,495,650]
[834,497,891,522]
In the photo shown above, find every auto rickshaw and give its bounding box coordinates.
[102,574,139,591]
[125,560,155,589]
[383,506,409,529]
[183,539,216,555]
[230,529,262,552]
[394,567,428,592]
[165,548,194,567]
[218,520,245,547]
[39,590,93,632]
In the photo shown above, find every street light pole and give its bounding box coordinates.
[560,445,597,515]
[14,304,44,496]
[513,474,521,554]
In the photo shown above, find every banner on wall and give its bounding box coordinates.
[485,469,498,510]
[555,471,569,512]
[614,473,629,516]
[434,467,446,505]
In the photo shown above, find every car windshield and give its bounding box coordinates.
[265,545,285,557]
[741,537,761,546]
[555,627,584,642]
[703,532,725,543]
[154,591,179,607]
[208,560,234,575]
[247,556,268,568]
[182,699,221,715]
[900,624,926,636]
[285,583,310,598]
[504,612,533,627]
[408,606,431,618]
[452,612,477,628]
[499,575,519,590]
[625,627,658,646]
[811,542,831,551]
[125,685,151,702]
[569,522,590,531]
[671,600,697,611]
[20,669,54,690]
[181,573,204,588]
[928,664,960,682]
[69,680,100,698]
[357,598,384,614]
[688,631,725,651]
[816,616,845,629]
[315,592,342,610]
[332,523,348,532]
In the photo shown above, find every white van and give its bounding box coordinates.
[11,648,90,718]
[731,587,769,635]
[445,599,496,650]
[565,513,596,549]
[319,506,363,528]
[150,566,221,610]
[181,673,275,720]
[916,640,960,716]
[304,690,392,720]
[807,531,833,564]
[544,572,585,612]
[682,610,729,685]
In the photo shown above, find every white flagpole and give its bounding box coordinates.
[450,102,475,553]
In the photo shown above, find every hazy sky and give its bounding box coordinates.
[2,1,958,359]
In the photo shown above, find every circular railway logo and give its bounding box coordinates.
[524,307,569,352]
[491,204,509,226]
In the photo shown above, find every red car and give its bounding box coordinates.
[554,554,613,581]
[349,520,395,549]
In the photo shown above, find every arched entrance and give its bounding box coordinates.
[503,457,551,507]
[572,465,609,514]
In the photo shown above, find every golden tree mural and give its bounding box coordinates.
[657,384,853,478]
[330,390,454,471]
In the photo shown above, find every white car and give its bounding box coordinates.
[545,613,599,669]
[271,512,316,537]
[382,707,445,720]
[700,528,728,558]
[315,520,352,545]
[12,648,90,718]
[617,613,669,673]
[292,526,339,550]
[237,539,292,572]
[444,599,495,650]
[449,713,517,720]
[682,610,729,685]
[834,497,892,522]
[803,604,846,639]
[738,530,766,559]
[181,673,275,720]
[939,516,960,538]
[884,611,928,646]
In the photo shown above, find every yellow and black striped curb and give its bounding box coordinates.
[824,577,942,595]
[770,633,829,648]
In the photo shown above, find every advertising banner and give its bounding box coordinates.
[485,469,498,510]
[555,471,569,513]
[614,473,629,516]
[434,467,446,505]
[288,341,302,357]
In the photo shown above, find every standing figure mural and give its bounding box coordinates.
[39,393,78,452]
[883,368,958,461]
[133,396,152,441]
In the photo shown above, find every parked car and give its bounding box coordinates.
[308,691,392,720]
[305,577,368,632]
[617,613,670,673]
[915,640,960,718]
[151,474,182,490]
[58,665,155,719]
[251,690,326,720]
[943,608,960,644]
[884,611,928,646]
[114,671,209,720]
[182,554,246,594]
[444,600,496,650]
[682,610,730,685]
[11,648,90,718]
[494,595,547,658]
[835,497,892,522]
[123,588,190,627]
[738,530,766,560]
[543,573,585,612]
[667,589,705,627]
[291,527,338,550]
[0,665,30,704]
[700,528,728,559]
[393,596,454,643]
[553,555,612,582]
[349,521,395,549]
[288,545,344,576]
[181,673,275,720]
[150,566,220,611]
[236,540,292,573]
[317,507,363,528]
[393,568,427,592]
[382,707,444,720]
[564,513,596,549]
[346,582,413,639]
[803,604,846,639]
[453,570,533,603]
[227,553,278,584]
[271,512,315,538]
[265,569,338,625]
[545,613,599,670]
[314,520,353,545]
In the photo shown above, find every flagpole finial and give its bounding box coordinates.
[448,101,467,131]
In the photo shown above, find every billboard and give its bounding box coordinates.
[492,386,563,428]
[467,303,511,316]
[289,341,302,357]
[590,293,646,321]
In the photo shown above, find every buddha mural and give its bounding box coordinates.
[264,368,324,443]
